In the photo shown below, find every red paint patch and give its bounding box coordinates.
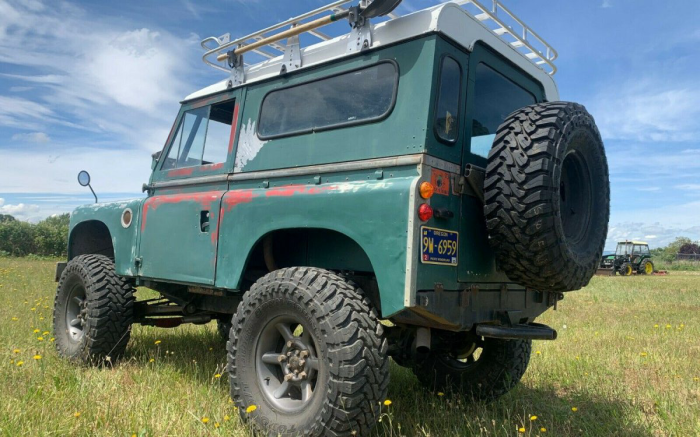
[167,167,195,178]
[222,189,255,212]
[265,184,337,197]
[228,103,240,154]
[141,191,225,232]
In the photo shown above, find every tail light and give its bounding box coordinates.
[418,204,433,221]
[419,182,435,199]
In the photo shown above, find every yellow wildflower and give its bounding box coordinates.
[540,427,547,432]
[246,405,257,414]
[535,350,541,355]
[13,349,20,354]
[149,358,155,363]
[74,412,81,418]
[37,337,44,341]
[224,415,230,421]
[640,352,647,357]
[31,307,36,311]
[33,355,42,360]
[383,399,392,406]
[11,317,18,321]
[42,331,49,336]
[665,324,671,329]
[50,338,55,342]
[214,373,222,378]
[530,415,538,421]
[518,427,525,433]
[571,407,578,412]
[653,324,659,328]
[33,329,40,333]
[201,417,209,424]
[16,361,24,367]
[437,392,444,397]
[154,340,162,345]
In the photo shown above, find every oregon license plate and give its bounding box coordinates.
[420,227,458,265]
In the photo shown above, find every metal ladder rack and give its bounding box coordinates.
[200,0,558,85]
[455,0,558,75]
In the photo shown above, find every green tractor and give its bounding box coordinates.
[599,241,654,276]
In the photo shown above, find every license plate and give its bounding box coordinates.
[420,227,458,266]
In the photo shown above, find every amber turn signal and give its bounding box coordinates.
[419,182,435,199]
[418,203,433,221]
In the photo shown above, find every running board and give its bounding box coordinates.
[476,322,557,340]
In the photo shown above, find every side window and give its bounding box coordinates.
[161,99,236,171]
[258,62,398,138]
[434,56,462,143]
[642,245,650,255]
[470,63,536,157]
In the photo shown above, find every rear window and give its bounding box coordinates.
[434,56,462,143]
[258,62,398,139]
[470,63,536,157]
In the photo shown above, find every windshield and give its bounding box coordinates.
[615,243,632,256]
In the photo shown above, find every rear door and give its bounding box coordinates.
[138,90,242,285]
[457,44,544,282]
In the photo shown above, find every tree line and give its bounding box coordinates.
[0,213,70,257]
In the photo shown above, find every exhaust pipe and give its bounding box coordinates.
[476,322,557,341]
[415,327,431,353]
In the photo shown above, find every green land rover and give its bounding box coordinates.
[53,1,610,435]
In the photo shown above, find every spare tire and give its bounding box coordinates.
[484,102,609,292]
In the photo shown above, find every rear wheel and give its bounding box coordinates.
[413,337,531,401]
[53,254,135,364]
[227,267,389,437]
[485,102,609,291]
[640,259,654,275]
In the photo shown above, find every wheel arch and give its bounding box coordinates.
[228,227,383,315]
[68,220,114,260]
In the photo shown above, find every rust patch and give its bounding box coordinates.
[167,167,195,178]
[431,169,450,196]
[141,191,225,232]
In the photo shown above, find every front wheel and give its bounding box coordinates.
[53,254,135,364]
[413,337,531,402]
[620,262,633,276]
[227,268,389,437]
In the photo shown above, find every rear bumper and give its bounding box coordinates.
[392,285,562,331]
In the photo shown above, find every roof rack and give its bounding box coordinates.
[201,0,557,86]
[456,0,557,75]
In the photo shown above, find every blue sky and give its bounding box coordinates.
[1,0,699,250]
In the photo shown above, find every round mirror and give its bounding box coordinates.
[77,170,91,187]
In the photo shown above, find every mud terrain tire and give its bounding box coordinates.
[227,267,389,437]
[53,254,135,364]
[413,338,531,401]
[485,102,609,291]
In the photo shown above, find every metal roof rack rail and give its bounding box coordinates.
[201,0,400,87]
[455,0,558,75]
[200,0,557,86]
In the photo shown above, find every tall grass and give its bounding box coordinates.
[1,258,698,436]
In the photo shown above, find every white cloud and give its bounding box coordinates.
[601,0,612,7]
[591,85,700,142]
[11,132,50,143]
[0,0,202,151]
[675,184,700,191]
[0,198,41,222]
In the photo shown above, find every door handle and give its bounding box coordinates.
[200,211,210,233]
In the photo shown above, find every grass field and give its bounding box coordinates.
[1,258,698,436]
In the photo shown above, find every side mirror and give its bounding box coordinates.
[77,170,98,203]
[151,150,162,170]
[77,170,91,187]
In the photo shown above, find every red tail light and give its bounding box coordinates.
[418,204,433,221]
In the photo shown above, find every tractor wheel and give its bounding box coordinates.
[485,102,609,292]
[640,259,654,275]
[620,262,633,276]
[53,254,135,365]
[413,337,531,401]
[227,268,389,437]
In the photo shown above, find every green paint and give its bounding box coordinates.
[66,33,556,323]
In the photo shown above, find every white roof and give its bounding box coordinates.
[186,2,559,101]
